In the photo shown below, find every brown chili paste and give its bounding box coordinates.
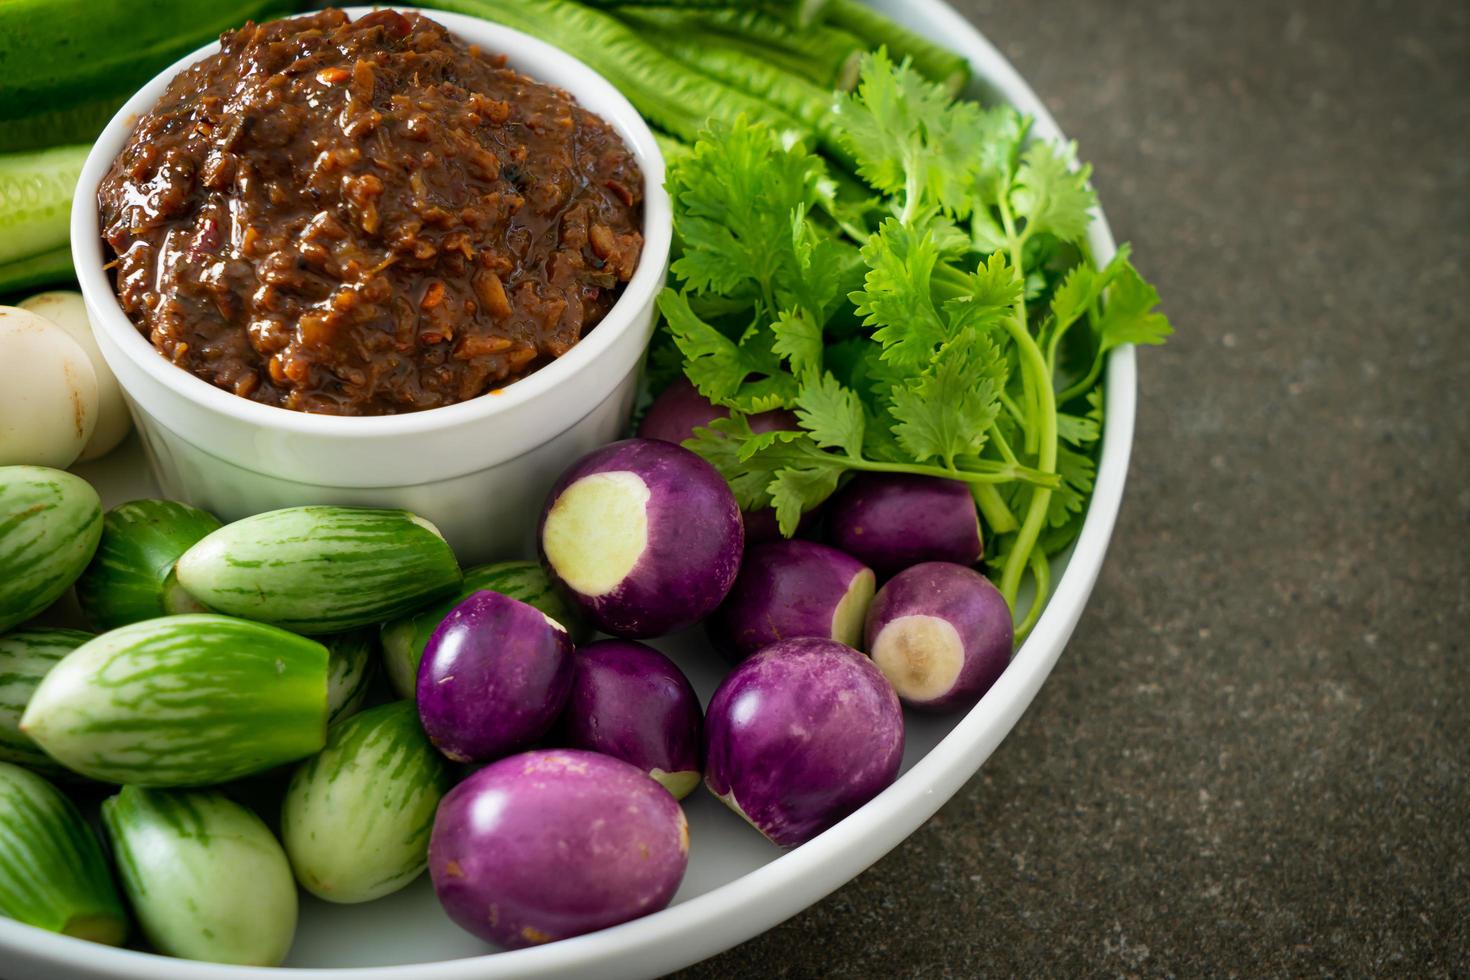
[97,8,644,414]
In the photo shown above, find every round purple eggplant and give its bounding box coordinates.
[825,474,983,576]
[638,376,798,446]
[416,591,574,763]
[538,439,743,638]
[638,379,799,543]
[428,749,689,949]
[703,637,903,847]
[707,540,875,661]
[551,640,703,799]
[864,562,1014,712]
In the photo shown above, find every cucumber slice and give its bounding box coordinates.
[20,614,329,787]
[0,246,75,297]
[0,762,127,944]
[323,628,377,726]
[75,499,222,631]
[0,627,92,775]
[176,506,463,634]
[103,786,296,966]
[281,701,451,904]
[0,466,103,633]
[0,145,89,267]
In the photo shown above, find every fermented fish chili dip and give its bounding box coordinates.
[96,8,645,415]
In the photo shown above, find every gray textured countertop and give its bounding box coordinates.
[679,1,1469,975]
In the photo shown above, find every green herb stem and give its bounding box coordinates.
[845,454,1057,489]
[1013,547,1051,642]
[972,484,1019,535]
[995,204,1059,610]
[1057,352,1105,405]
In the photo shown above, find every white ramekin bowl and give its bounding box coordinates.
[71,7,671,564]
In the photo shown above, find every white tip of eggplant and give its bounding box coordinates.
[830,568,876,649]
[542,471,650,597]
[870,614,965,704]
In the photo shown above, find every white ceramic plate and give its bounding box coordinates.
[0,1,1135,977]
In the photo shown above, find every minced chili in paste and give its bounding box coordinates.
[97,8,645,415]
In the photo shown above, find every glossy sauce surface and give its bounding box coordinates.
[97,8,644,415]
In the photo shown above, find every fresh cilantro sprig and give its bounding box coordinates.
[653,53,1172,639]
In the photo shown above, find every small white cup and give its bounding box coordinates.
[71,7,671,564]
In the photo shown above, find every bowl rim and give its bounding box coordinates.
[69,5,672,440]
[14,1,1140,977]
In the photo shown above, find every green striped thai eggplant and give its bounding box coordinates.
[379,560,588,699]
[0,762,126,944]
[102,786,296,966]
[323,628,377,726]
[281,700,450,903]
[175,506,462,633]
[0,466,103,631]
[75,499,220,630]
[0,627,91,775]
[20,614,328,786]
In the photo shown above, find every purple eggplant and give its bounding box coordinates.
[825,474,983,576]
[416,591,574,763]
[707,540,875,661]
[538,439,743,638]
[703,637,904,847]
[638,376,797,446]
[638,378,800,543]
[864,562,1014,712]
[552,640,703,799]
[428,749,689,949]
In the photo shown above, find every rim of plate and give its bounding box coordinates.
[5,1,1137,976]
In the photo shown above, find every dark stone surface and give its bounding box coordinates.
[678,1,1469,976]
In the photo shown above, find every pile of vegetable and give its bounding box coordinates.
[421,0,1173,637]
[0,0,1173,969]
[0,414,1034,962]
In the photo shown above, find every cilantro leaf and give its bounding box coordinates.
[667,116,828,315]
[833,50,990,220]
[1011,141,1096,244]
[771,461,844,537]
[942,251,1023,335]
[850,218,950,368]
[657,290,749,404]
[795,372,866,456]
[1096,260,1174,351]
[770,308,824,378]
[1048,444,1096,527]
[889,332,1004,465]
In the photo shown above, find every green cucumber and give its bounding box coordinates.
[75,499,222,631]
[822,0,971,96]
[0,245,75,297]
[20,614,328,786]
[380,560,589,700]
[0,466,103,633]
[176,506,462,634]
[281,701,450,904]
[0,0,296,151]
[0,145,89,266]
[0,762,127,944]
[427,0,810,144]
[0,627,92,775]
[323,629,377,726]
[102,786,296,967]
